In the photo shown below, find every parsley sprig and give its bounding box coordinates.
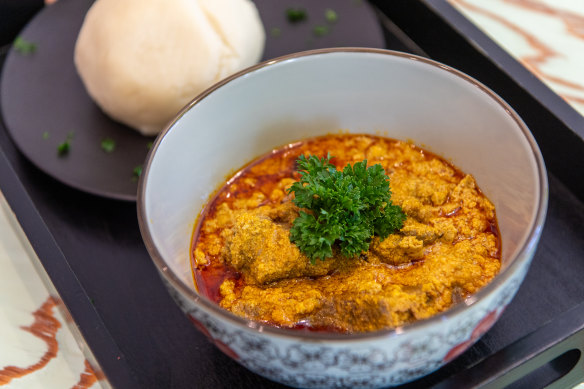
[288,154,406,263]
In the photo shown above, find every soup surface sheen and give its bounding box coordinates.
[191,134,501,333]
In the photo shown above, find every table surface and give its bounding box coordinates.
[447,0,584,117]
[0,191,102,388]
[0,0,583,388]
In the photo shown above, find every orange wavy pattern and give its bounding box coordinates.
[0,297,101,388]
[450,0,584,106]
[71,360,101,389]
[0,297,60,385]
[505,0,584,40]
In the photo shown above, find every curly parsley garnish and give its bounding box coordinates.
[288,154,406,263]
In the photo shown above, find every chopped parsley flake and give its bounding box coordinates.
[286,8,307,23]
[57,142,69,155]
[57,132,74,156]
[325,8,338,23]
[101,138,116,153]
[313,25,330,37]
[270,27,282,37]
[13,36,37,55]
[132,165,143,181]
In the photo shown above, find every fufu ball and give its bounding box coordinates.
[74,0,265,135]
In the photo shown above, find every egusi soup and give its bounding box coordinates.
[191,134,501,333]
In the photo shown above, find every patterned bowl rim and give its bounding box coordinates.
[137,47,549,342]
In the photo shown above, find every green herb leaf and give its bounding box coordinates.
[42,131,50,140]
[325,8,338,23]
[57,142,69,156]
[13,36,37,55]
[101,137,116,153]
[57,132,74,156]
[132,165,143,181]
[287,154,406,263]
[270,27,282,37]
[313,25,330,37]
[286,8,307,23]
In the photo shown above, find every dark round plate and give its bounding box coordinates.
[0,0,384,201]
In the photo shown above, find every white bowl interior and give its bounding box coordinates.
[142,51,543,292]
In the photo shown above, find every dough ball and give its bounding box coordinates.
[74,0,265,136]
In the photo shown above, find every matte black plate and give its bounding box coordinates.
[0,0,384,201]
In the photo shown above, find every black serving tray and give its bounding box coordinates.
[1,1,583,388]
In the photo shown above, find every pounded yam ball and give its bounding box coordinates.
[74,0,265,136]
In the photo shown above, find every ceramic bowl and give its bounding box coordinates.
[137,48,548,388]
